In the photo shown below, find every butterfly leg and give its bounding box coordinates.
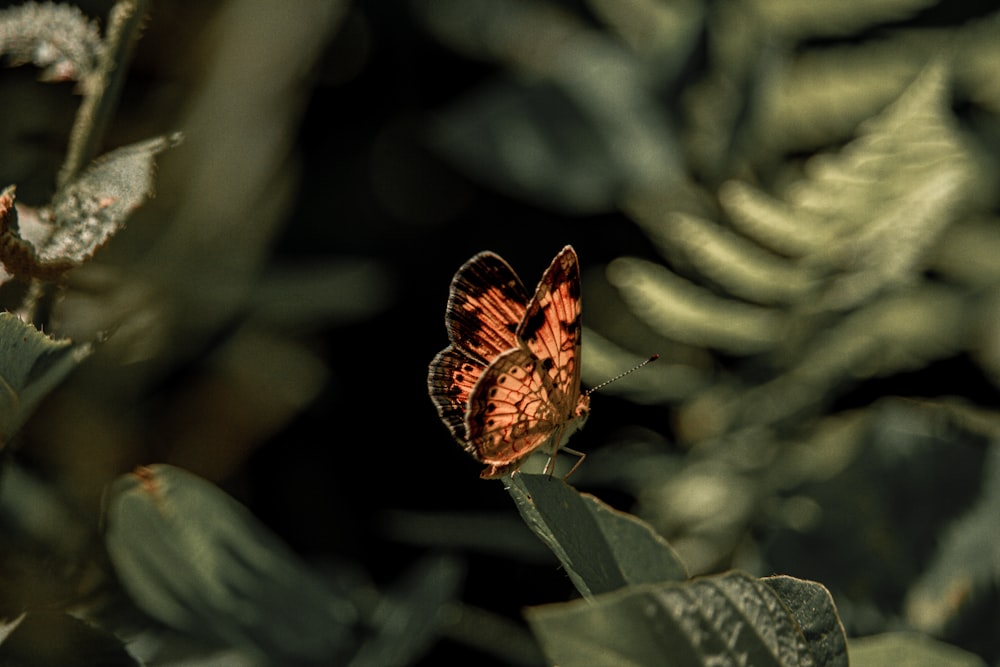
[542,444,586,480]
[542,424,567,479]
[560,447,586,481]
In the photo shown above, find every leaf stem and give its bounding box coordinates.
[58,0,150,189]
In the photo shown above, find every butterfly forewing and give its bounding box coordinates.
[428,252,530,447]
[516,246,583,407]
[444,252,528,363]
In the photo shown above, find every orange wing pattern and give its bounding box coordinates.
[429,246,589,478]
[428,252,528,448]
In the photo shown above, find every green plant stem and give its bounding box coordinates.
[57,0,149,189]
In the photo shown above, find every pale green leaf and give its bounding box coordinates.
[0,312,89,444]
[0,2,102,83]
[41,134,182,266]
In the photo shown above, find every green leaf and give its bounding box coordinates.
[102,464,357,662]
[0,2,102,83]
[526,571,841,667]
[0,612,139,667]
[0,312,90,446]
[0,135,180,281]
[506,473,686,598]
[348,555,464,667]
[418,0,680,213]
[763,576,848,667]
[849,632,986,667]
[904,442,1000,634]
[43,134,182,266]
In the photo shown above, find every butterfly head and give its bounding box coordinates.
[560,394,591,445]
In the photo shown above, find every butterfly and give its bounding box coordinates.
[428,246,590,479]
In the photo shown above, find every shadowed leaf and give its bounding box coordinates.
[102,464,357,661]
[506,473,686,598]
[849,632,986,667]
[0,312,89,446]
[526,571,844,667]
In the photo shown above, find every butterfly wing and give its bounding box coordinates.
[466,347,565,477]
[428,252,529,447]
[443,251,528,363]
[466,246,587,478]
[516,245,583,409]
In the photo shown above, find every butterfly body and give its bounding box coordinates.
[428,246,587,479]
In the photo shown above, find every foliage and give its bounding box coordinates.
[1,0,999,665]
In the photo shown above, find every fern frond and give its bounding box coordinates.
[627,207,816,305]
[607,256,784,354]
[743,0,939,40]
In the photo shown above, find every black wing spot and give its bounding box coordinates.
[568,276,581,300]
[542,357,555,370]
[447,385,461,397]
[501,278,523,301]
[487,403,496,413]
[522,309,546,339]
[455,373,464,382]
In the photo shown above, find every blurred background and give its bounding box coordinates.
[2,0,1000,664]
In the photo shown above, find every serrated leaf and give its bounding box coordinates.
[0,312,90,445]
[102,464,357,661]
[849,632,986,667]
[506,473,686,598]
[41,134,181,265]
[526,571,841,667]
[763,576,848,667]
[0,2,103,83]
[0,135,180,281]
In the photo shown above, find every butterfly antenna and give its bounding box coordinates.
[584,354,659,396]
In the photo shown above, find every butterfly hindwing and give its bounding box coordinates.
[427,346,485,448]
[466,347,561,474]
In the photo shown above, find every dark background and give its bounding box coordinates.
[4,0,1000,664]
